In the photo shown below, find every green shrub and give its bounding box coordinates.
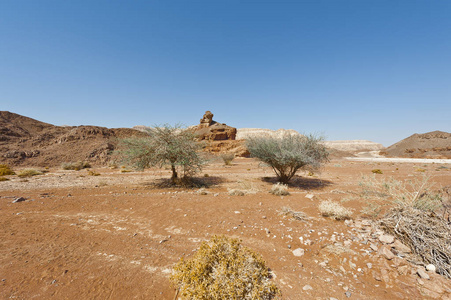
[371,169,383,174]
[246,133,328,184]
[0,177,10,181]
[117,124,205,185]
[17,169,42,178]
[0,164,15,176]
[170,235,279,299]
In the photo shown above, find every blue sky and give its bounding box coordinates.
[1,1,450,146]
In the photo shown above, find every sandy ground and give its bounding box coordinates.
[1,158,451,299]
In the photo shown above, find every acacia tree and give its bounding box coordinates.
[117,124,204,184]
[246,133,329,184]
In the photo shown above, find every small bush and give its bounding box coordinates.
[87,170,100,176]
[17,169,42,178]
[319,200,353,220]
[116,124,205,185]
[269,183,290,196]
[0,164,15,176]
[170,235,279,299]
[0,177,10,181]
[416,168,426,172]
[220,153,235,165]
[372,169,383,174]
[61,161,91,171]
[246,133,329,184]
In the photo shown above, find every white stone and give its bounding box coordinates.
[292,248,305,257]
[426,264,436,272]
[302,285,313,291]
[378,234,395,244]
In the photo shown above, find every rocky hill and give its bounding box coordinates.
[382,131,451,159]
[0,111,146,167]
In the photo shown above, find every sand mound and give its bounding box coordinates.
[382,131,451,159]
[0,111,146,167]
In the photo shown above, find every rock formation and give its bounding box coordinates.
[195,111,237,141]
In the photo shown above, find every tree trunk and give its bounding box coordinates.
[171,164,178,184]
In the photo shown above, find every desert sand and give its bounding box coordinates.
[1,158,450,299]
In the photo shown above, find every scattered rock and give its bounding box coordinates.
[420,288,442,299]
[378,234,395,244]
[370,244,378,251]
[302,285,313,291]
[305,194,314,200]
[397,265,409,275]
[381,268,390,283]
[379,246,395,260]
[422,280,445,294]
[345,291,352,298]
[12,197,26,203]
[392,240,411,253]
[426,264,436,273]
[293,248,305,257]
[417,268,430,280]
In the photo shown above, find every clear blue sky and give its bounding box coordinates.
[1,1,450,146]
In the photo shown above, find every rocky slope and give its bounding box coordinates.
[0,111,146,167]
[382,131,451,159]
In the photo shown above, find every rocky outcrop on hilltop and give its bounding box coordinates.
[195,111,237,141]
[0,111,146,167]
[382,131,451,159]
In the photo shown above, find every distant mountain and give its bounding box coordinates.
[382,131,451,159]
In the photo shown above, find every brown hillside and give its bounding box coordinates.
[0,111,147,167]
[382,130,451,159]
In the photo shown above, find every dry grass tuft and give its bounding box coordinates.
[17,169,42,178]
[61,161,91,171]
[87,170,100,176]
[279,206,308,221]
[228,181,258,196]
[0,164,15,176]
[319,200,353,220]
[170,235,280,299]
[359,175,443,217]
[0,176,10,181]
[269,183,290,196]
[228,189,246,196]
